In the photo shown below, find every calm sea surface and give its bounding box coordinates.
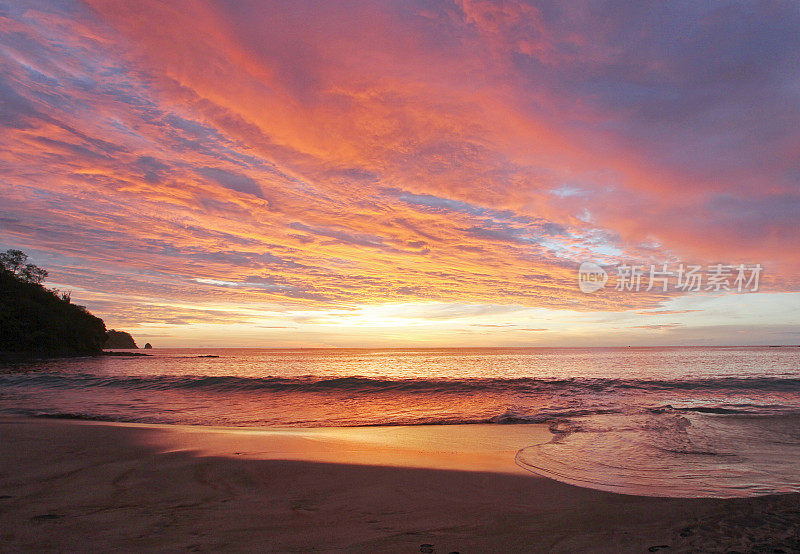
[2,346,799,497]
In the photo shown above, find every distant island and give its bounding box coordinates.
[0,249,140,357]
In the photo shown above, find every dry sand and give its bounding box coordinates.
[0,417,798,552]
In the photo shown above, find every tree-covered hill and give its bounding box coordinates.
[0,250,107,355]
[104,329,138,349]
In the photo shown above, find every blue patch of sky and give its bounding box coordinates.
[550,183,585,198]
[385,187,526,223]
[385,187,627,262]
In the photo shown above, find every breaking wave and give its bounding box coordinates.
[3,373,800,394]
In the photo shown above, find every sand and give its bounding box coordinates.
[0,417,798,552]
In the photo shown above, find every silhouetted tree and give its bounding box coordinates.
[0,250,48,284]
[0,249,27,276]
[22,263,48,284]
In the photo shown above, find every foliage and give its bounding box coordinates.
[0,249,107,354]
[0,249,48,284]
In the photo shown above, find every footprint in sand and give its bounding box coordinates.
[419,544,460,554]
[31,514,61,522]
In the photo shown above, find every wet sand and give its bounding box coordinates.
[0,417,798,552]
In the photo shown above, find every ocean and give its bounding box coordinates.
[2,346,799,498]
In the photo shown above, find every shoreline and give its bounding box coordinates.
[1,417,799,552]
[0,350,151,362]
[26,417,551,475]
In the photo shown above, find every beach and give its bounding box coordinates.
[1,417,798,552]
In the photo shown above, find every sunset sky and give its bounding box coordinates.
[1,1,798,347]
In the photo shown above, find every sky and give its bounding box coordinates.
[1,0,798,347]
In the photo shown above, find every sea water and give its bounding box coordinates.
[1,346,799,497]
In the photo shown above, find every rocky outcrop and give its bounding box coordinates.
[104,330,138,349]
